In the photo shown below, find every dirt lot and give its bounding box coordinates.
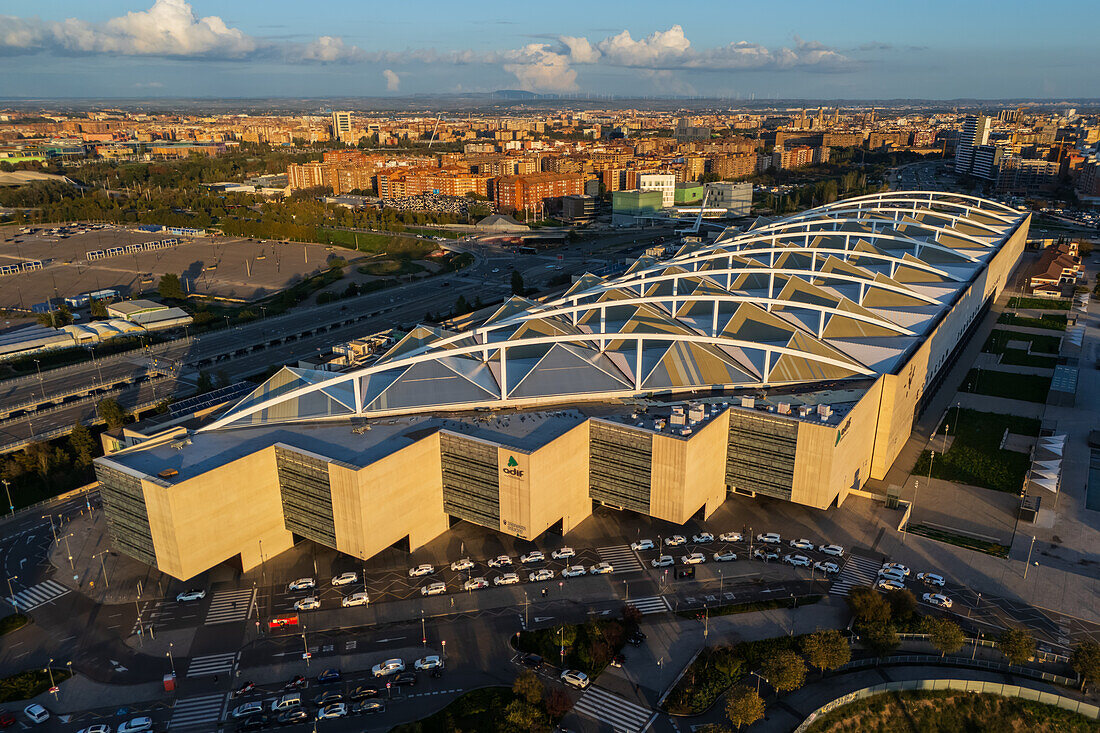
[0,223,365,308]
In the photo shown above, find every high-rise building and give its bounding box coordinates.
[955,115,991,175]
[331,111,352,142]
[638,172,676,207]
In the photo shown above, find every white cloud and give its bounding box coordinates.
[382,68,400,91]
[596,25,692,67]
[297,36,363,63]
[502,44,577,92]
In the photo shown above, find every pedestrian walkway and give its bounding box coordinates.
[185,652,238,678]
[572,686,656,732]
[598,545,644,573]
[6,578,70,611]
[830,555,880,597]
[625,595,671,615]
[167,692,227,730]
[204,588,255,625]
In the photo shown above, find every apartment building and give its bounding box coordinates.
[494,172,585,212]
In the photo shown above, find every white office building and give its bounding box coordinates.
[638,173,676,208]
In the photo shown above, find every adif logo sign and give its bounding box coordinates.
[502,455,525,478]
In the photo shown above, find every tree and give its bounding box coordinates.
[545,688,571,721]
[801,629,850,673]
[68,423,97,468]
[725,684,765,730]
[761,650,806,692]
[921,616,965,657]
[503,699,543,732]
[885,589,917,627]
[158,272,184,300]
[89,299,108,319]
[196,371,214,395]
[37,305,73,328]
[1071,639,1100,692]
[97,398,129,429]
[864,623,900,656]
[454,295,471,315]
[511,269,525,296]
[847,586,891,627]
[998,628,1035,666]
[20,441,66,480]
[512,669,544,705]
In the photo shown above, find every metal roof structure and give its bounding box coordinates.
[205,192,1025,431]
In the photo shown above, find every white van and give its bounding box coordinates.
[271,692,302,711]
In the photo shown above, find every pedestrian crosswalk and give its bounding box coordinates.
[5,579,70,611]
[597,545,644,573]
[185,652,237,678]
[830,554,881,597]
[168,692,227,730]
[625,595,670,615]
[204,588,255,624]
[572,686,656,733]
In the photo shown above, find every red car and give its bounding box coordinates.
[0,710,15,728]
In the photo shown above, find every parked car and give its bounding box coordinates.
[487,555,512,568]
[789,539,815,551]
[917,572,946,587]
[232,681,255,697]
[270,692,301,711]
[275,709,308,725]
[493,573,520,586]
[0,710,16,729]
[415,655,444,671]
[464,577,489,591]
[317,668,341,684]
[294,596,320,611]
[520,551,546,564]
[922,593,953,608]
[881,562,910,576]
[713,551,737,562]
[408,564,435,577]
[528,569,555,582]
[232,702,265,719]
[349,684,380,700]
[784,554,812,567]
[331,572,358,586]
[753,548,779,561]
[878,568,906,583]
[664,535,687,546]
[175,590,206,603]
[519,652,543,668]
[22,705,48,725]
[392,672,418,687]
[680,553,706,565]
[630,539,655,551]
[287,578,315,591]
[718,532,743,542]
[237,714,268,731]
[756,532,781,544]
[691,532,715,544]
[421,582,447,596]
[117,718,152,733]
[284,674,306,690]
[372,659,405,677]
[354,700,385,714]
[341,592,369,608]
[76,725,111,733]
[819,544,845,556]
[814,561,839,574]
[551,547,576,560]
[589,562,614,575]
[876,579,906,591]
[561,565,587,578]
[315,703,347,720]
[651,555,674,568]
[560,669,590,689]
[450,558,474,572]
[313,691,343,707]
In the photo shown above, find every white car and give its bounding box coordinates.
[789,539,815,551]
[464,577,489,591]
[630,539,655,551]
[487,555,512,568]
[881,562,910,577]
[681,553,706,565]
[77,726,112,733]
[294,596,321,611]
[415,655,444,671]
[922,593,953,608]
[232,702,265,718]
[651,555,674,568]
[753,548,779,561]
[551,547,576,560]
[819,544,845,557]
[316,703,347,720]
[877,579,906,591]
[520,551,545,564]
[918,572,946,587]
[719,532,743,542]
[494,572,520,586]
[561,565,587,578]
[117,719,152,733]
[341,592,369,608]
[590,562,613,575]
[878,568,907,583]
[756,532,781,544]
[23,704,49,724]
[450,558,474,572]
[408,564,435,577]
[175,590,206,603]
[814,561,840,574]
[691,532,715,544]
[331,572,358,586]
[664,535,687,547]
[784,554,812,567]
[421,582,447,596]
[560,669,590,689]
[288,578,316,591]
[713,551,737,562]
[372,658,405,677]
[529,569,555,582]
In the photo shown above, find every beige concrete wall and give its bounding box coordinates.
[143,446,293,580]
[330,432,448,560]
[527,422,592,536]
[650,412,729,523]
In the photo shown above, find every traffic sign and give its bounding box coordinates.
[302,652,311,660]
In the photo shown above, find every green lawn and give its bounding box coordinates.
[983,329,1062,356]
[1006,296,1071,311]
[805,690,1100,733]
[998,349,1058,369]
[676,595,822,620]
[318,229,437,258]
[912,408,1040,492]
[959,369,1051,403]
[0,668,70,703]
[357,259,426,277]
[996,312,1068,331]
[0,614,28,636]
[906,524,1009,558]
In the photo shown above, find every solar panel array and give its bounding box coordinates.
[169,382,254,418]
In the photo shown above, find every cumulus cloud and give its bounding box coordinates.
[502,44,577,92]
[382,68,400,91]
[0,0,362,62]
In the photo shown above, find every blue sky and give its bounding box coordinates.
[0,0,1095,99]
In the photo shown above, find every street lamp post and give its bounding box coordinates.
[46,659,56,698]
[93,550,110,588]
[2,479,13,516]
[167,643,176,677]
[1024,536,1037,579]
[42,514,58,544]
[62,534,74,570]
[5,576,16,609]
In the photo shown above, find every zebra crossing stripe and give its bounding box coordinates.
[185,652,237,678]
[597,545,644,573]
[573,686,655,732]
[204,588,255,625]
[625,595,670,615]
[830,555,881,597]
[168,692,227,730]
[6,579,71,611]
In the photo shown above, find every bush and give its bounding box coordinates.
[0,615,28,636]
[0,668,71,703]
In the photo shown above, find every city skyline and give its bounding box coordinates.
[1,0,1098,100]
